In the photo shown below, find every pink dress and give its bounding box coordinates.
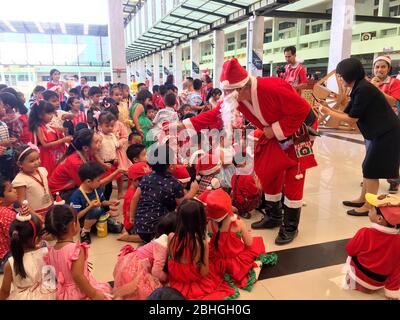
[113,235,168,300]
[114,120,132,171]
[46,242,112,300]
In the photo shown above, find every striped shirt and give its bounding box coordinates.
[0,121,9,142]
[283,63,307,88]
[71,111,87,127]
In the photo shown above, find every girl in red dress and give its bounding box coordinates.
[203,188,277,291]
[167,199,237,300]
[28,101,72,174]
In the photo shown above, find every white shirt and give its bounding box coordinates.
[99,132,119,162]
[12,167,53,212]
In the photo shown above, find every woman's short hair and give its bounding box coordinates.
[336,58,366,83]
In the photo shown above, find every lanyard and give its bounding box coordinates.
[24,170,47,193]
[79,186,100,207]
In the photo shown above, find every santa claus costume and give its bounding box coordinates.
[345,193,400,299]
[181,58,318,245]
[201,188,277,291]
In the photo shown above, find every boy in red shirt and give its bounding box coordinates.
[345,193,400,299]
[118,145,151,242]
[0,175,17,274]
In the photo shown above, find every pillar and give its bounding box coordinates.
[139,58,146,83]
[213,29,225,88]
[296,18,306,48]
[378,0,390,17]
[246,15,264,77]
[153,53,161,85]
[146,55,154,89]
[327,0,355,91]
[162,50,170,84]
[107,0,128,83]
[272,18,279,42]
[190,39,201,79]
[173,45,183,91]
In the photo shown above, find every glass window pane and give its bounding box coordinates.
[25,34,53,65]
[52,35,78,65]
[0,33,27,64]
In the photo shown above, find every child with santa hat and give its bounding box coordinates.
[199,188,277,291]
[345,193,400,299]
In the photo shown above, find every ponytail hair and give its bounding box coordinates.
[64,128,94,158]
[45,205,77,238]
[213,221,224,251]
[9,215,43,278]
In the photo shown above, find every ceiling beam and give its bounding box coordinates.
[209,0,247,10]
[152,26,188,35]
[160,21,197,31]
[180,5,227,18]
[170,14,208,25]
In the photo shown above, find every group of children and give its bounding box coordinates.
[0,78,399,300]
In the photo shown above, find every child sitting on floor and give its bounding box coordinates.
[113,212,177,300]
[45,205,112,300]
[200,188,276,291]
[69,162,121,244]
[0,211,56,300]
[345,193,400,300]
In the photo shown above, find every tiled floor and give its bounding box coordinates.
[1,133,394,299]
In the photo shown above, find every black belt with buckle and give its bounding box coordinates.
[279,109,318,144]
[352,256,388,283]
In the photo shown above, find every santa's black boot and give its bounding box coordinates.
[275,205,301,245]
[251,201,282,229]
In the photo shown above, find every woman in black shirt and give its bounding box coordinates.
[320,58,400,216]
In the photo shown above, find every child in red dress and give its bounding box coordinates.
[345,193,400,300]
[167,199,237,300]
[201,188,276,291]
[28,101,72,174]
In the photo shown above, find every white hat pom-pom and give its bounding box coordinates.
[295,174,304,180]
[210,178,221,189]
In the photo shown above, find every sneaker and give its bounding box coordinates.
[389,182,399,194]
[80,232,91,244]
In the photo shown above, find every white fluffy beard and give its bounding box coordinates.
[221,90,239,140]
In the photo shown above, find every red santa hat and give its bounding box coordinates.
[220,58,250,90]
[206,189,233,222]
[366,193,400,226]
[54,192,65,206]
[172,165,191,184]
[195,178,221,204]
[198,152,222,176]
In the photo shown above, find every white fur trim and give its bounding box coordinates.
[16,214,32,222]
[384,288,400,299]
[178,177,191,183]
[284,197,303,209]
[210,178,221,189]
[182,118,195,131]
[220,75,250,90]
[199,161,222,176]
[265,193,282,202]
[247,134,259,142]
[271,121,286,141]
[188,149,206,166]
[370,223,400,235]
[153,234,168,248]
[242,77,268,126]
[211,213,229,223]
[345,257,384,291]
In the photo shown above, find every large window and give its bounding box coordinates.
[53,35,79,65]
[25,34,53,65]
[0,33,28,64]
